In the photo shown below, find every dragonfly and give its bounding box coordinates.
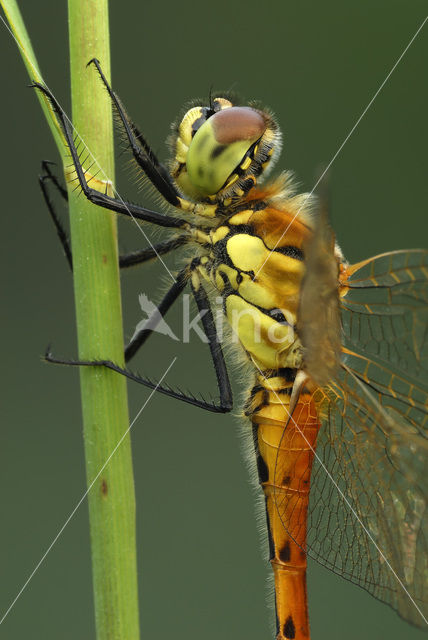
[34,59,428,639]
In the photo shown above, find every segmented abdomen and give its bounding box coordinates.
[249,376,321,640]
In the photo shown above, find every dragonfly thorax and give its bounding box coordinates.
[196,206,308,372]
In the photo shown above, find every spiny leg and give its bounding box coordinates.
[41,160,68,199]
[88,58,181,208]
[39,162,189,271]
[79,60,216,218]
[118,236,189,268]
[189,270,233,410]
[31,83,188,229]
[124,267,189,361]
[39,166,73,270]
[46,262,233,413]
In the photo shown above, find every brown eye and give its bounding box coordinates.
[211,107,266,144]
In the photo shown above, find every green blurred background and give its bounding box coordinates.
[1,1,428,638]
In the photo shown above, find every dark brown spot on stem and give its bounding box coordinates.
[101,479,108,496]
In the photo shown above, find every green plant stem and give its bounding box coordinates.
[2,0,140,636]
[68,1,140,639]
[0,0,66,154]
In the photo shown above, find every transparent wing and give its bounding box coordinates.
[340,250,428,388]
[308,364,428,627]
[275,248,428,628]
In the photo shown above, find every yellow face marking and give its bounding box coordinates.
[175,138,189,164]
[178,106,203,146]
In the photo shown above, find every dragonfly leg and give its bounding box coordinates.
[87,58,182,209]
[189,271,233,411]
[118,235,189,269]
[123,261,233,410]
[31,83,188,229]
[39,161,189,270]
[46,261,233,413]
[39,162,73,270]
[124,261,233,409]
[124,266,190,361]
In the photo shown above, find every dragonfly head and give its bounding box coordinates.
[170,97,281,203]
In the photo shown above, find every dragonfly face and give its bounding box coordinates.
[170,96,281,207]
[36,60,428,640]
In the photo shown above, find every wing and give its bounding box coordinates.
[308,361,428,627]
[276,246,428,627]
[298,203,341,386]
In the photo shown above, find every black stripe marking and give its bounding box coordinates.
[252,425,269,483]
[275,245,304,261]
[243,383,266,414]
[265,368,296,381]
[240,176,257,193]
[277,387,293,396]
[264,499,275,561]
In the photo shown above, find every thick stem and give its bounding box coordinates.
[68,1,140,638]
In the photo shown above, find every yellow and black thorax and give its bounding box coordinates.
[194,194,313,374]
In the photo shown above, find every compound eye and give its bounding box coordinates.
[211,107,266,144]
[186,106,266,196]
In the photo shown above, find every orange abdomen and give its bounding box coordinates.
[249,380,321,640]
